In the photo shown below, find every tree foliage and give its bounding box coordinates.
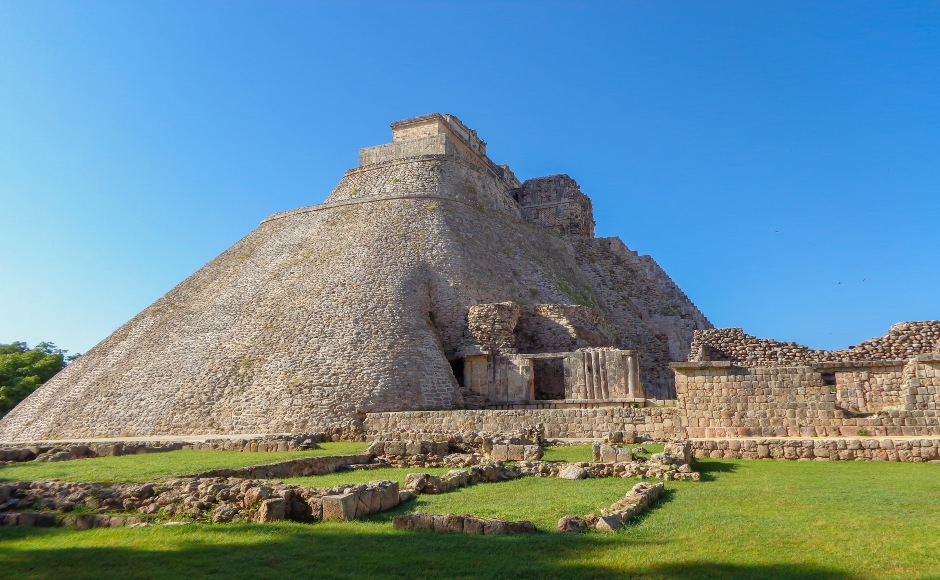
[0,342,78,417]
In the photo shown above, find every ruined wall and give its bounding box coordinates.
[517,175,595,237]
[833,365,907,413]
[690,322,940,366]
[570,237,712,398]
[466,302,521,354]
[907,354,940,410]
[515,304,617,353]
[674,357,940,437]
[364,408,679,440]
[690,437,940,462]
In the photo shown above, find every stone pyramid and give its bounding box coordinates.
[0,114,711,441]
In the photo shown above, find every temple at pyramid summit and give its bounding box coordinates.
[0,113,715,440]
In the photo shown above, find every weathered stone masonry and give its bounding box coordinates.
[0,113,711,441]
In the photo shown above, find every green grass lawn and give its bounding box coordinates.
[1,458,938,578]
[0,442,369,483]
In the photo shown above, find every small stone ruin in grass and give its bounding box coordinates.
[558,481,665,533]
[393,512,537,535]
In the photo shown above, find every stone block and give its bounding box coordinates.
[463,517,484,534]
[379,482,400,511]
[257,498,286,523]
[411,512,433,532]
[431,514,448,532]
[482,519,509,535]
[392,515,413,530]
[595,515,622,532]
[356,489,374,518]
[445,515,465,533]
[506,521,536,534]
[322,491,359,522]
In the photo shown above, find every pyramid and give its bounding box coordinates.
[0,114,711,441]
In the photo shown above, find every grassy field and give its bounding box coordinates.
[0,442,369,483]
[0,453,938,578]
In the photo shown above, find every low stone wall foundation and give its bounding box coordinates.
[365,408,677,439]
[690,437,940,462]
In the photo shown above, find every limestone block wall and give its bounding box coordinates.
[690,437,940,462]
[517,174,595,237]
[674,360,940,437]
[570,237,712,398]
[467,302,522,354]
[690,321,940,366]
[326,157,442,202]
[675,363,838,438]
[832,364,907,412]
[364,408,678,440]
[515,304,617,354]
[907,355,940,410]
[0,112,712,441]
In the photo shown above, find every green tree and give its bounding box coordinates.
[0,341,78,417]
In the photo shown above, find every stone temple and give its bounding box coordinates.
[0,114,713,440]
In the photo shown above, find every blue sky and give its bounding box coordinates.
[1,1,938,355]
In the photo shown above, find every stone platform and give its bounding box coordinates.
[690,436,940,462]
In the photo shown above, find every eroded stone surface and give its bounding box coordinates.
[0,113,710,441]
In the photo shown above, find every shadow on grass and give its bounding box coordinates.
[694,459,738,482]
[0,523,856,580]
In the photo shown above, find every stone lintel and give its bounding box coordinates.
[670,361,733,370]
[518,349,635,361]
[811,360,907,371]
[550,398,646,404]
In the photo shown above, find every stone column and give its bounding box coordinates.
[626,351,643,398]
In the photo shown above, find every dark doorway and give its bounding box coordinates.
[533,359,565,400]
[449,359,465,389]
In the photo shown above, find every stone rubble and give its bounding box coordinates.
[0,434,326,465]
[0,476,404,528]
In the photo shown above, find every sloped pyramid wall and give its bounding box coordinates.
[0,114,711,441]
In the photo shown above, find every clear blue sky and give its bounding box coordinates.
[1,1,938,355]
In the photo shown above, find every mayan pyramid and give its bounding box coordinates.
[0,114,711,441]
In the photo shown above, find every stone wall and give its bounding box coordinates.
[187,453,373,479]
[516,174,595,237]
[570,236,713,398]
[467,302,521,354]
[674,358,940,437]
[0,113,710,441]
[907,355,940,410]
[690,437,940,462]
[690,321,940,366]
[364,408,678,440]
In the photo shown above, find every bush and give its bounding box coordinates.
[0,341,78,417]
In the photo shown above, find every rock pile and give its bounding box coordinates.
[690,322,940,366]
[0,476,403,528]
